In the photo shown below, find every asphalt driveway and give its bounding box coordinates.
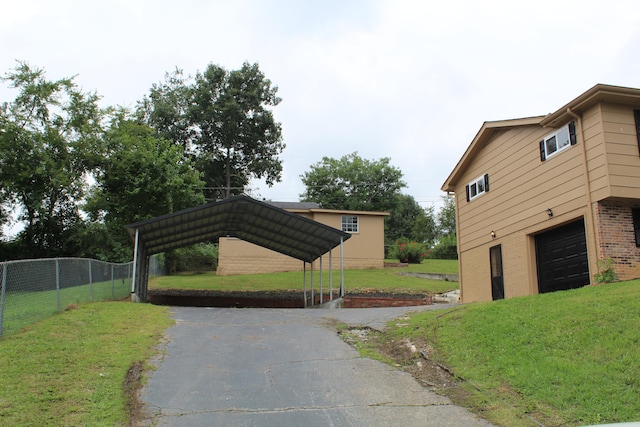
[140,305,494,426]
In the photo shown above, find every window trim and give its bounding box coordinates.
[466,174,489,202]
[632,208,640,248]
[341,215,359,233]
[540,121,577,161]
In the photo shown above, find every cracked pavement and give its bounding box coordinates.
[140,306,494,426]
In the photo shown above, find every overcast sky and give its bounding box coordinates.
[2,0,640,210]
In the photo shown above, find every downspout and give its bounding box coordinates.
[567,107,599,279]
[450,191,463,302]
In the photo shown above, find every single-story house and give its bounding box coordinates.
[441,84,640,302]
[216,202,389,276]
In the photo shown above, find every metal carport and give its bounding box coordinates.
[125,195,352,304]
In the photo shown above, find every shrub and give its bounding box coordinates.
[165,243,218,273]
[389,239,427,264]
[429,234,458,260]
[594,257,618,284]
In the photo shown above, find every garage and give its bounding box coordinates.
[535,218,590,293]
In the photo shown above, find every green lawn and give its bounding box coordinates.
[0,301,172,426]
[149,259,460,295]
[1,280,131,337]
[2,264,638,427]
[374,280,640,426]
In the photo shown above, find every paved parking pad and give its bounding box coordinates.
[141,306,494,426]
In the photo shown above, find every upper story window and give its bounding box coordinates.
[540,121,577,161]
[633,208,640,247]
[341,215,359,233]
[466,174,489,202]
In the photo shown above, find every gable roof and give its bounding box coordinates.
[441,84,640,193]
[441,116,544,192]
[125,195,352,263]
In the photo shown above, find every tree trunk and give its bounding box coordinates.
[225,146,231,199]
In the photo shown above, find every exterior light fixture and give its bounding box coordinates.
[546,208,553,217]
[490,230,496,238]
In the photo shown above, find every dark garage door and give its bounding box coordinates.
[536,218,590,293]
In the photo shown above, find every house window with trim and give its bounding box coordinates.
[632,208,640,247]
[341,215,359,233]
[466,174,490,202]
[540,121,577,161]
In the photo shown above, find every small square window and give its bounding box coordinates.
[341,215,359,233]
[541,123,574,161]
[466,174,489,201]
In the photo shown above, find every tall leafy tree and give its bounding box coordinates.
[413,204,438,246]
[0,62,103,257]
[300,152,406,212]
[385,194,427,243]
[437,195,456,237]
[136,68,194,151]
[429,195,457,259]
[138,62,284,200]
[85,117,205,259]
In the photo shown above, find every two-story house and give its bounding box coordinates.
[442,84,640,302]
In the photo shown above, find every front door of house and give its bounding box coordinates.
[490,244,504,300]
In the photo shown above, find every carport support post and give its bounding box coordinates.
[319,256,323,304]
[303,262,307,308]
[329,249,333,301]
[131,229,140,301]
[311,261,315,307]
[340,237,345,298]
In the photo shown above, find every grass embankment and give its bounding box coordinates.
[0,301,172,426]
[2,280,130,336]
[149,259,459,294]
[371,280,640,426]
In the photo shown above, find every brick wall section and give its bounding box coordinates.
[595,200,640,280]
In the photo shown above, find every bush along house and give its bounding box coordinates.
[441,84,640,302]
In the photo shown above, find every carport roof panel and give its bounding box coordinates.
[125,195,352,262]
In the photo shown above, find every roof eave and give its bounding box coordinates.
[309,208,390,216]
[541,83,640,128]
[441,116,544,192]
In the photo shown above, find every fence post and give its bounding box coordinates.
[111,264,115,300]
[89,259,93,302]
[0,263,7,338]
[56,259,61,311]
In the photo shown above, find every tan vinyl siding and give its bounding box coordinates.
[583,104,609,201]
[455,121,590,302]
[601,103,640,199]
[457,124,587,253]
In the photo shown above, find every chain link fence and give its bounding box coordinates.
[0,258,133,338]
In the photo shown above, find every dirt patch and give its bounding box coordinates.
[124,361,147,426]
[338,326,475,407]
